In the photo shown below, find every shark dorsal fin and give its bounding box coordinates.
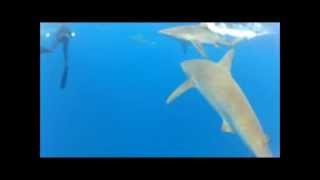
[219,48,235,71]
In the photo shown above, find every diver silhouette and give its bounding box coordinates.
[50,25,73,89]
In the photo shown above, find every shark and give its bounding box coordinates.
[200,22,271,40]
[166,49,272,157]
[159,24,243,59]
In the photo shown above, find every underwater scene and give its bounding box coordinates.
[40,22,280,157]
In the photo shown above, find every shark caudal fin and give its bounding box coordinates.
[166,80,194,104]
[218,48,235,71]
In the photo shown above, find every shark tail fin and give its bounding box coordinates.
[166,80,194,104]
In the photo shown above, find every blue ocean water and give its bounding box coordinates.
[40,23,280,157]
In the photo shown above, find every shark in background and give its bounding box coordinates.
[159,24,243,59]
[166,48,272,157]
[200,22,272,40]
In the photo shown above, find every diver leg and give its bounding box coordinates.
[60,40,70,89]
[60,66,69,89]
[63,39,69,66]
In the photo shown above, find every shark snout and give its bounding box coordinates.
[181,60,202,75]
[159,29,170,35]
[159,30,166,34]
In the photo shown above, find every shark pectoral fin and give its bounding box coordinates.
[166,80,194,104]
[219,48,235,71]
[191,40,209,59]
[221,119,234,133]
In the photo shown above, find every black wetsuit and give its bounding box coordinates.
[51,25,72,89]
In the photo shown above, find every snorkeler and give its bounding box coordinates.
[50,24,74,89]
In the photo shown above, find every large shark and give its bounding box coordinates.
[166,49,272,157]
[159,24,242,58]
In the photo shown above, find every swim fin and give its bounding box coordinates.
[60,66,69,89]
